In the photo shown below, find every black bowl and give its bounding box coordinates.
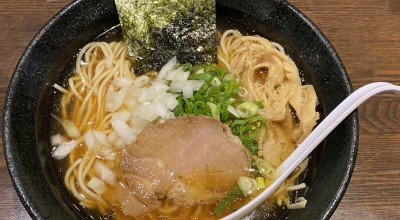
[3,0,358,219]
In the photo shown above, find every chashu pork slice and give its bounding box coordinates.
[119,115,251,216]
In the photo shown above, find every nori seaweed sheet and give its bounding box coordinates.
[115,0,217,74]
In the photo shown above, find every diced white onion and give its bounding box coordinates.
[93,186,106,195]
[153,102,168,118]
[98,146,116,160]
[52,140,78,160]
[83,129,96,149]
[166,97,179,110]
[139,83,169,102]
[111,118,137,144]
[153,83,170,93]
[114,138,125,149]
[76,59,186,157]
[131,115,151,131]
[115,87,130,111]
[93,160,117,185]
[123,95,138,111]
[87,176,105,190]
[129,86,143,98]
[50,133,66,146]
[113,77,134,88]
[169,80,204,94]
[165,68,182,80]
[169,80,184,93]
[164,111,175,120]
[157,56,177,81]
[51,114,80,138]
[138,90,153,103]
[112,110,131,122]
[190,80,205,91]
[105,86,130,112]
[182,81,193,98]
[105,90,118,112]
[135,103,159,121]
[61,119,80,138]
[106,131,119,145]
[166,68,189,81]
[157,93,179,110]
[92,130,109,147]
[133,75,150,87]
[179,71,191,81]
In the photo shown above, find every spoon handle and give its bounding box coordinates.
[223,82,400,220]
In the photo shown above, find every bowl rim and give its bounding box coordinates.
[3,0,358,219]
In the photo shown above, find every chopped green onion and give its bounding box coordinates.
[214,184,244,215]
[210,77,221,87]
[195,68,204,74]
[207,102,219,120]
[193,101,208,116]
[228,115,266,153]
[222,74,233,81]
[183,98,194,114]
[172,64,267,155]
[174,64,239,118]
[254,157,276,179]
[236,101,261,118]
[193,73,213,82]
[256,176,266,189]
[237,176,258,196]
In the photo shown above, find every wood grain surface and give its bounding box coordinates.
[0,0,399,219]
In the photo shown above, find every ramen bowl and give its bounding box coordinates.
[3,0,358,219]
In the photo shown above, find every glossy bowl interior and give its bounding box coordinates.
[3,0,358,219]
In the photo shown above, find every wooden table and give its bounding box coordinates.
[0,0,399,219]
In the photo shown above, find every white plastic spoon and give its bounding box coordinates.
[222,82,400,220]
